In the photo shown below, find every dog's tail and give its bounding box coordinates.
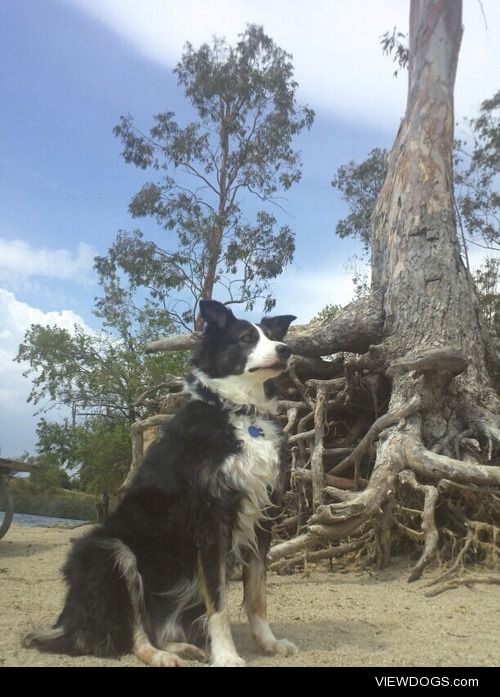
[22,625,78,654]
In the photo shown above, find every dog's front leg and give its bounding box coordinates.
[243,531,298,658]
[198,537,245,667]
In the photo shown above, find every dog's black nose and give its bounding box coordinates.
[276,344,291,359]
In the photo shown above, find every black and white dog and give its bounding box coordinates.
[24,300,298,667]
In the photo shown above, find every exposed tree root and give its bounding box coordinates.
[294,469,368,491]
[424,574,500,597]
[398,470,439,582]
[268,533,316,563]
[404,436,500,487]
[267,347,499,580]
[330,396,421,477]
[310,384,327,509]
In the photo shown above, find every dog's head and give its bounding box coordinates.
[193,300,296,381]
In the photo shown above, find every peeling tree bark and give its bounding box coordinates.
[371,0,491,394]
[368,0,500,452]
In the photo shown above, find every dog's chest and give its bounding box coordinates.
[234,412,280,463]
[221,412,282,557]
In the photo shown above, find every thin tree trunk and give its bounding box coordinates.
[195,105,229,331]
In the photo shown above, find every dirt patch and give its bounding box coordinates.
[1,524,498,667]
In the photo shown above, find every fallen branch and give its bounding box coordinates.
[424,574,500,597]
[288,429,315,444]
[305,377,346,391]
[145,332,201,353]
[273,514,302,534]
[133,377,184,405]
[283,406,300,435]
[268,533,316,563]
[425,529,474,587]
[324,447,354,461]
[269,537,368,574]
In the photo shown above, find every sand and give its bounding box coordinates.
[1,523,498,667]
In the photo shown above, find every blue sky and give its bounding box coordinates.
[1,0,499,457]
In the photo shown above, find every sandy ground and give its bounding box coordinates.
[1,523,498,668]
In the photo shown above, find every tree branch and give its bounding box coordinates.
[286,289,385,357]
[144,289,385,356]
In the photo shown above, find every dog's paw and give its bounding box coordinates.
[150,650,184,667]
[261,638,298,657]
[165,642,208,662]
[211,652,246,667]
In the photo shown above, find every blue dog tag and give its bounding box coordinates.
[248,425,264,438]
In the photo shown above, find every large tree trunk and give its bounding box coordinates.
[269,0,500,578]
[372,0,489,392]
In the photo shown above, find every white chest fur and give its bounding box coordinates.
[222,412,281,559]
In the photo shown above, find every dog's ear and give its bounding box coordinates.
[260,315,297,341]
[199,300,235,330]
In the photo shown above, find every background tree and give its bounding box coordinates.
[16,323,187,423]
[74,417,131,500]
[18,421,76,491]
[454,90,500,252]
[473,257,500,331]
[15,316,186,500]
[103,24,314,331]
[331,148,387,252]
[32,416,130,499]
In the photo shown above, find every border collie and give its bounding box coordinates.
[24,300,298,667]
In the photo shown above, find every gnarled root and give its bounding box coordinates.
[398,470,439,582]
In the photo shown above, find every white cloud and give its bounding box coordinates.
[65,0,500,130]
[0,238,95,283]
[0,288,93,457]
[271,262,361,323]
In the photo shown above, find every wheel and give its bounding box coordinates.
[0,476,14,540]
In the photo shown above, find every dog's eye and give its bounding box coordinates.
[240,332,254,344]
